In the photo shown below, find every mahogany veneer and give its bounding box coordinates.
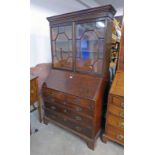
[42,5,116,150]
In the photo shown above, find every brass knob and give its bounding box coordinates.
[119,111,124,117]
[31,90,34,94]
[63,101,67,105]
[89,65,93,69]
[64,109,67,113]
[75,116,82,121]
[118,122,124,128]
[117,134,124,141]
[121,102,124,108]
[76,107,82,112]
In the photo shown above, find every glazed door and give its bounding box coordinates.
[75,19,107,75]
[51,23,73,70]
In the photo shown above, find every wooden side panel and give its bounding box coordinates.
[30,78,38,104]
[94,74,108,136]
[118,26,124,71]
[102,19,113,76]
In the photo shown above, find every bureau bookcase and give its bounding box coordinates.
[42,5,116,150]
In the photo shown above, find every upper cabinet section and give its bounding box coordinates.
[47,5,116,76]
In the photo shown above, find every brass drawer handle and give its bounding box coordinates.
[116,134,124,141]
[64,109,67,113]
[119,111,124,117]
[75,126,81,131]
[118,122,124,128]
[75,116,82,121]
[31,90,34,94]
[51,106,56,110]
[121,102,124,108]
[76,107,82,112]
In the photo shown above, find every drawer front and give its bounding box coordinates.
[30,79,37,104]
[43,89,95,117]
[44,101,93,126]
[107,114,124,130]
[106,125,124,144]
[42,88,65,100]
[108,104,124,118]
[109,96,124,108]
[45,108,93,138]
[66,95,95,111]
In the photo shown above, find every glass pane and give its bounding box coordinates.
[76,20,106,74]
[59,26,65,33]
[65,26,72,39]
[76,40,81,58]
[52,27,58,40]
[98,39,104,59]
[52,24,73,70]
[56,33,69,51]
[76,25,84,39]
[52,41,56,55]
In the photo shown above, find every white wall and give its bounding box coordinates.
[30,5,56,67]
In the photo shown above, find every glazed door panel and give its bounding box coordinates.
[75,20,107,75]
[51,24,73,70]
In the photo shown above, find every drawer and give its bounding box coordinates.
[42,88,65,100]
[45,108,93,138]
[66,95,95,111]
[106,114,124,130]
[106,125,124,144]
[43,93,94,117]
[109,96,124,108]
[44,101,93,126]
[42,88,95,111]
[108,104,124,118]
[30,79,37,104]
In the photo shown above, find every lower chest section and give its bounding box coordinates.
[42,87,97,139]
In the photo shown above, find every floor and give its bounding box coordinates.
[30,103,124,155]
